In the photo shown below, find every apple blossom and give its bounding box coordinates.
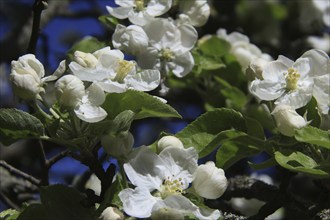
[178,0,210,27]
[157,136,184,153]
[69,47,161,93]
[136,18,198,77]
[100,207,124,220]
[101,131,134,158]
[55,75,85,108]
[193,161,228,200]
[106,0,172,26]
[249,54,314,110]
[271,105,309,137]
[10,54,45,100]
[217,29,272,70]
[151,207,184,220]
[112,24,149,56]
[55,75,107,123]
[118,146,221,219]
[300,49,330,114]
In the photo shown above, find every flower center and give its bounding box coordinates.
[158,176,184,199]
[286,68,300,91]
[159,48,174,62]
[135,0,146,12]
[114,60,135,83]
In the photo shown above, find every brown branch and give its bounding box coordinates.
[0,160,41,186]
[0,191,19,210]
[27,0,48,54]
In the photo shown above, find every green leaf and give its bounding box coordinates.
[244,116,265,139]
[297,97,321,127]
[0,209,20,220]
[199,56,226,70]
[66,36,107,62]
[175,108,246,154]
[248,157,277,170]
[102,90,181,120]
[274,150,329,178]
[216,141,260,170]
[198,36,231,58]
[98,15,119,30]
[295,126,330,149]
[18,185,96,220]
[17,204,48,220]
[0,108,44,145]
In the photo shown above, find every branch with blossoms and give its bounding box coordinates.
[0,0,329,220]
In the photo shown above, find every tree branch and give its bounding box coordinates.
[0,160,41,186]
[27,0,48,54]
[0,191,19,210]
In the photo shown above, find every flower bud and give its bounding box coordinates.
[55,75,85,108]
[100,207,124,220]
[101,131,134,158]
[271,105,308,136]
[246,57,269,81]
[10,54,45,100]
[73,51,98,68]
[157,136,184,153]
[193,161,228,199]
[179,0,210,27]
[151,208,184,220]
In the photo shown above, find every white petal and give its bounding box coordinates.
[114,0,135,7]
[275,79,314,109]
[119,187,158,218]
[128,10,152,26]
[313,74,330,114]
[159,147,198,188]
[43,60,66,82]
[178,23,198,51]
[106,6,130,19]
[277,55,294,67]
[249,79,285,101]
[86,83,105,106]
[69,62,107,82]
[262,61,287,81]
[124,146,165,191]
[137,48,159,69]
[193,207,222,220]
[145,0,172,16]
[153,195,197,214]
[126,69,160,91]
[74,102,107,123]
[97,81,127,93]
[301,49,329,77]
[171,52,194,77]
[293,57,311,79]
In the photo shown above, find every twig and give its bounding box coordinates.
[27,0,48,54]
[0,191,19,210]
[46,149,70,168]
[0,161,41,186]
[38,140,49,185]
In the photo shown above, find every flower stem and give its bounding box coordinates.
[118,160,128,188]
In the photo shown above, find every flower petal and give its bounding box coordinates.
[313,74,330,114]
[126,69,160,91]
[74,101,107,123]
[249,79,285,101]
[124,146,165,191]
[106,6,130,19]
[119,187,159,218]
[86,83,105,106]
[171,52,194,78]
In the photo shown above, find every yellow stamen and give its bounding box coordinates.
[114,60,135,83]
[286,68,300,91]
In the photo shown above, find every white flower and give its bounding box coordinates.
[55,75,107,123]
[217,29,272,70]
[300,49,330,114]
[10,54,45,100]
[112,24,149,56]
[272,105,309,136]
[69,47,160,93]
[246,57,271,81]
[137,18,198,77]
[106,0,172,26]
[151,207,185,220]
[157,136,184,153]
[119,146,221,219]
[85,174,101,196]
[100,207,124,220]
[101,131,134,158]
[55,75,85,108]
[178,0,210,27]
[193,161,228,200]
[249,54,314,109]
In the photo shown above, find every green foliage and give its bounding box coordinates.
[0,209,20,220]
[175,108,246,155]
[294,126,330,149]
[0,108,44,145]
[198,36,231,58]
[17,185,96,220]
[66,37,107,63]
[98,15,119,30]
[274,150,330,178]
[102,90,181,120]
